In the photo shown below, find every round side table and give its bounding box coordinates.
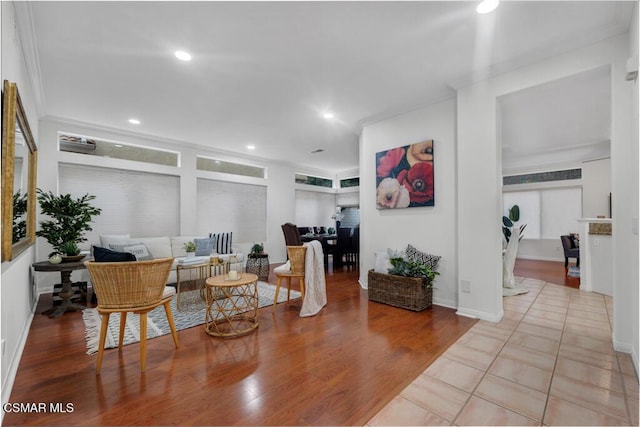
[245,253,270,281]
[204,273,259,338]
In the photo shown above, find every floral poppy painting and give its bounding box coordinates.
[376,140,435,209]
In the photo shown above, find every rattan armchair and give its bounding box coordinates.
[85,257,179,374]
[273,246,307,311]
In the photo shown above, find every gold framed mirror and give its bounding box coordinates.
[2,80,38,262]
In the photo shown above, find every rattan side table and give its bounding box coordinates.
[204,273,259,338]
[245,253,269,281]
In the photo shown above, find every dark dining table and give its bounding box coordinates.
[300,234,337,266]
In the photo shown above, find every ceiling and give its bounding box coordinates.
[22,1,634,173]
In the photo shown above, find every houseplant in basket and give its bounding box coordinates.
[36,190,101,262]
[249,243,264,258]
[368,256,439,311]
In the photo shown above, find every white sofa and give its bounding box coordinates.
[97,234,245,284]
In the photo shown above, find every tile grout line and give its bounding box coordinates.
[540,280,570,426]
[604,292,633,426]
[451,278,547,426]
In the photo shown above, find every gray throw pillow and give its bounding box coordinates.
[109,242,153,260]
[194,237,214,256]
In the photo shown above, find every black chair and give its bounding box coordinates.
[336,228,356,268]
[349,227,359,268]
[560,235,580,268]
[282,223,303,247]
[297,226,311,236]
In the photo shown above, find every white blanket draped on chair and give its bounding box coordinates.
[300,240,327,317]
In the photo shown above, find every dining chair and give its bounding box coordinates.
[336,227,354,268]
[281,223,303,246]
[273,246,307,311]
[85,257,179,374]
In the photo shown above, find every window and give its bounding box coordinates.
[58,133,179,167]
[503,187,582,239]
[503,169,581,185]
[196,179,267,243]
[58,164,180,245]
[197,156,265,178]
[295,173,333,188]
[340,177,359,188]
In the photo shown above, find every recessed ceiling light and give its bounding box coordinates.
[322,112,334,120]
[476,0,499,14]
[114,144,123,148]
[247,145,256,150]
[174,51,192,61]
[128,118,140,125]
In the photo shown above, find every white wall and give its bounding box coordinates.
[614,3,639,374]
[456,33,638,366]
[359,98,458,308]
[582,157,612,218]
[294,189,336,232]
[0,1,40,409]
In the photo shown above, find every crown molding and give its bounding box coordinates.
[13,2,46,117]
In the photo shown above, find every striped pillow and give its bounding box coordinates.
[210,232,233,255]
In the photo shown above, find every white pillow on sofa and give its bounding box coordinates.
[99,234,130,248]
[109,242,154,260]
[136,236,173,259]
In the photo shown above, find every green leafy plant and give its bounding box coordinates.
[250,243,264,255]
[184,241,197,253]
[12,190,27,243]
[388,257,439,285]
[59,241,81,256]
[502,204,527,243]
[36,190,101,255]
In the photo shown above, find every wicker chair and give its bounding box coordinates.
[85,258,179,374]
[273,246,307,311]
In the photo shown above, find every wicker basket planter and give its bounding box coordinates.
[368,269,433,311]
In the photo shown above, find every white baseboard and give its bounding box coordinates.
[613,334,639,379]
[456,307,504,322]
[516,255,565,262]
[433,297,457,310]
[1,304,37,421]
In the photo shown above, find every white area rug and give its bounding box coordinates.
[83,281,300,355]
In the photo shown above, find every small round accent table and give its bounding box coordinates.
[245,253,270,281]
[204,273,259,338]
[32,259,88,318]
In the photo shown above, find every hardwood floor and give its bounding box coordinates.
[4,264,476,426]
[514,258,580,288]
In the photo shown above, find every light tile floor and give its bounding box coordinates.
[367,277,639,426]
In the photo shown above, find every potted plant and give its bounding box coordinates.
[36,190,101,262]
[368,256,439,311]
[249,243,264,258]
[387,257,439,283]
[502,204,526,245]
[12,190,27,243]
[183,241,197,257]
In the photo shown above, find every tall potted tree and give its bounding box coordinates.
[36,189,101,262]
